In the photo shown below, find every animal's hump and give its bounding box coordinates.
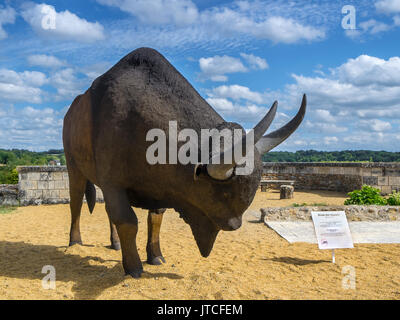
[89,47,224,127]
[117,47,189,89]
[92,47,197,98]
[121,47,167,65]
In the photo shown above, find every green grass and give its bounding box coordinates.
[0,206,17,214]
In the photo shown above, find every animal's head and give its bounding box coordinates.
[177,95,307,257]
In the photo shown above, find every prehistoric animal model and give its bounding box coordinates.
[63,47,306,278]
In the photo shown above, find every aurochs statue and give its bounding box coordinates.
[63,47,306,278]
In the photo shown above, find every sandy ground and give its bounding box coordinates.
[1,189,400,300]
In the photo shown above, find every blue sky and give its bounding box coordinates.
[1,0,400,151]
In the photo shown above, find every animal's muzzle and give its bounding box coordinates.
[227,217,242,230]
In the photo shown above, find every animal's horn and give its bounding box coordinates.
[206,101,278,180]
[255,94,306,155]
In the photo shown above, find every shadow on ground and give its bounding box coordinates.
[0,241,183,299]
[265,256,329,266]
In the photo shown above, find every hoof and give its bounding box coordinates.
[125,268,143,279]
[147,256,166,265]
[110,242,121,250]
[69,241,82,246]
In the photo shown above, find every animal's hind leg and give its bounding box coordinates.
[108,218,121,250]
[68,165,87,246]
[146,209,166,265]
[103,187,143,278]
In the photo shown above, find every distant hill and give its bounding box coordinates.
[262,150,400,162]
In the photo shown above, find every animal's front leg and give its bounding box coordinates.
[103,187,143,278]
[146,209,166,265]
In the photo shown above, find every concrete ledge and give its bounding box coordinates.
[17,166,67,173]
[263,162,400,168]
[260,205,400,222]
[266,221,400,244]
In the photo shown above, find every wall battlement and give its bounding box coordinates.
[262,162,400,193]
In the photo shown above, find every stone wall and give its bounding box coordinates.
[262,162,400,194]
[11,163,400,206]
[0,184,18,206]
[260,205,400,222]
[17,166,103,206]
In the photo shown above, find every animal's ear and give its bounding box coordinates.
[194,163,205,180]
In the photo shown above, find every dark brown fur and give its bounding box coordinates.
[63,48,261,278]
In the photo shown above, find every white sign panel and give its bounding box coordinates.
[311,211,354,250]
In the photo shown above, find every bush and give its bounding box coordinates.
[7,169,18,184]
[387,191,400,206]
[0,167,18,184]
[344,185,387,205]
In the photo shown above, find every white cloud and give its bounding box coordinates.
[97,0,199,26]
[0,69,48,103]
[288,71,400,109]
[358,119,392,132]
[345,19,392,39]
[206,97,234,112]
[393,15,400,25]
[305,121,348,134]
[201,7,325,44]
[0,6,16,40]
[21,3,105,43]
[205,84,293,128]
[240,53,268,70]
[359,19,392,34]
[206,97,267,123]
[314,109,336,122]
[293,139,308,146]
[199,55,248,81]
[323,136,339,145]
[284,55,400,125]
[208,85,265,104]
[274,53,400,150]
[0,105,64,151]
[98,0,324,44]
[375,0,400,14]
[50,68,82,100]
[336,55,400,87]
[196,53,400,151]
[80,62,112,80]
[356,108,400,118]
[27,54,65,68]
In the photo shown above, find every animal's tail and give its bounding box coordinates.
[85,181,96,214]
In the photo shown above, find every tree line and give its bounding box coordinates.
[0,149,65,184]
[262,150,400,162]
[1,149,400,184]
